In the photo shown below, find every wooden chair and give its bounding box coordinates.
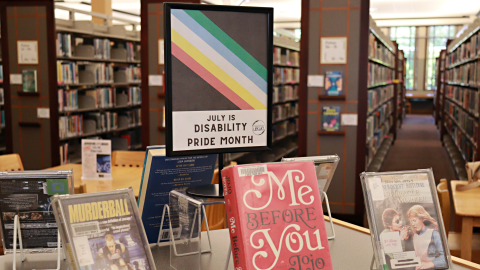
[437,179,480,263]
[112,151,146,168]
[202,161,237,231]
[0,154,24,171]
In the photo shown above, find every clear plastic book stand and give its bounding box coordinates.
[11,215,66,270]
[158,190,225,270]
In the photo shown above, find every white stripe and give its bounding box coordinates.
[171,14,267,106]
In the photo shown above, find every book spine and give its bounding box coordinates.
[222,166,247,270]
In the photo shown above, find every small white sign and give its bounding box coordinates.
[307,75,324,87]
[368,176,384,201]
[10,74,22,84]
[37,108,50,119]
[381,231,403,253]
[73,236,95,266]
[321,37,347,64]
[149,74,163,86]
[81,139,112,180]
[17,40,39,64]
[159,39,165,65]
[341,114,358,126]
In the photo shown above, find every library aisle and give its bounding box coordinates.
[381,115,456,182]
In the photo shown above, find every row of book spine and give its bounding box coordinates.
[58,90,79,112]
[272,118,298,141]
[367,85,394,113]
[367,99,393,143]
[57,61,78,84]
[273,102,298,122]
[446,61,480,85]
[368,32,395,66]
[368,62,394,87]
[272,84,298,103]
[0,110,4,128]
[126,42,136,62]
[59,115,83,139]
[58,87,141,112]
[120,87,142,105]
[80,63,114,84]
[123,108,142,127]
[93,38,111,59]
[445,85,479,117]
[57,33,72,57]
[273,67,300,85]
[273,47,300,66]
[447,32,480,66]
[444,107,477,161]
[124,65,141,82]
[444,99,478,144]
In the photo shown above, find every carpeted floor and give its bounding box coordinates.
[380,114,456,183]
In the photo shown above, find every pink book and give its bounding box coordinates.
[222,162,333,270]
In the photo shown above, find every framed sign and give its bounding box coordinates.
[17,40,39,64]
[320,37,347,64]
[164,3,273,156]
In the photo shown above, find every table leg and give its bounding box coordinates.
[461,216,473,261]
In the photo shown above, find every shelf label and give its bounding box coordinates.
[10,74,22,85]
[307,75,324,87]
[149,74,163,86]
[17,40,39,64]
[341,114,357,126]
[321,37,347,64]
[37,108,50,119]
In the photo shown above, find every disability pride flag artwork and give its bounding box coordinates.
[165,5,273,155]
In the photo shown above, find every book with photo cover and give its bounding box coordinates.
[360,169,453,270]
[281,154,340,201]
[222,162,333,270]
[322,106,340,131]
[52,188,156,270]
[324,71,343,96]
[0,170,73,253]
[22,70,38,93]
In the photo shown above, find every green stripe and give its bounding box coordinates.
[184,9,268,81]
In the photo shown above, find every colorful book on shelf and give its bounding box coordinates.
[222,162,333,270]
[137,146,217,244]
[322,106,340,131]
[324,71,343,96]
[22,70,37,92]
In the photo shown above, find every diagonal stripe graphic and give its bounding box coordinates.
[171,14,267,105]
[171,30,266,109]
[183,9,268,81]
[171,43,254,110]
[171,9,267,94]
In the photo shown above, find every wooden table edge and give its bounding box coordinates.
[324,215,480,269]
[450,181,480,217]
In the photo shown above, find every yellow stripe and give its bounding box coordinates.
[171,29,266,110]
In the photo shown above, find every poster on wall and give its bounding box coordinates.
[164,3,273,156]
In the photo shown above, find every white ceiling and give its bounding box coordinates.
[56,0,480,29]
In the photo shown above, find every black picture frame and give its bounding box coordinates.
[164,2,273,157]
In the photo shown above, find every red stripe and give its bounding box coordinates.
[171,42,254,110]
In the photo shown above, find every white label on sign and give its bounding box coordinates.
[17,40,39,64]
[10,74,22,84]
[393,251,417,260]
[381,231,403,253]
[341,114,358,126]
[37,108,50,119]
[238,165,268,177]
[307,75,324,87]
[321,37,347,64]
[368,176,384,201]
[172,110,267,152]
[159,39,165,65]
[149,75,163,86]
[73,236,95,266]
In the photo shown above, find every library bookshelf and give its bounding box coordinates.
[0,2,142,169]
[438,20,480,179]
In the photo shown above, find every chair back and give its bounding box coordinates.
[112,151,146,168]
[437,178,451,234]
[0,154,24,171]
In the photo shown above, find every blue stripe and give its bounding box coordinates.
[171,9,268,94]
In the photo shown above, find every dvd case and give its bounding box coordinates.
[282,154,340,200]
[360,169,453,270]
[0,170,73,253]
[51,188,157,270]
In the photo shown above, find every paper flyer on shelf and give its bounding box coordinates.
[361,169,453,270]
[82,139,112,180]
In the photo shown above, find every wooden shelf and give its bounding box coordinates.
[273,98,298,105]
[57,56,140,65]
[19,122,40,127]
[368,82,394,89]
[58,82,141,88]
[319,95,346,100]
[368,57,394,69]
[60,104,141,115]
[273,63,300,68]
[17,91,40,96]
[60,124,142,141]
[158,93,166,98]
[318,130,345,136]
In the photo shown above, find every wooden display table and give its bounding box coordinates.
[44,164,143,196]
[451,181,480,261]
